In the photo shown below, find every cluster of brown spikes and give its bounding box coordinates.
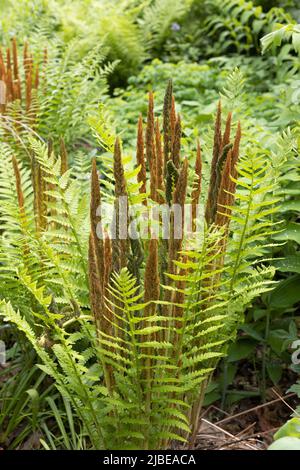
[0,38,46,114]
[205,102,241,228]
[88,81,241,340]
[136,80,186,208]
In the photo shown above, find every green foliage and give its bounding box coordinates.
[269,417,300,450]
[163,0,295,62]
[261,23,300,54]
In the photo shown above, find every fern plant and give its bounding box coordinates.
[0,81,282,449]
[0,37,113,156]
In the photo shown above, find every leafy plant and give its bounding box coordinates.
[0,37,113,153]
[268,416,300,449]
[163,0,295,62]
[261,23,300,54]
[0,80,283,448]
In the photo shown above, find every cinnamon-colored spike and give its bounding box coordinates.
[60,137,68,175]
[6,48,11,70]
[229,121,241,194]
[6,67,13,102]
[90,158,103,241]
[43,47,48,64]
[89,159,105,324]
[12,38,19,80]
[215,149,232,227]
[34,64,39,89]
[163,79,173,170]
[166,158,189,307]
[47,137,53,159]
[136,115,147,200]
[114,137,126,197]
[146,91,155,167]
[191,140,202,231]
[172,114,181,169]
[112,137,128,271]
[17,77,21,101]
[25,70,32,111]
[23,41,28,64]
[144,238,160,314]
[104,230,112,287]
[0,48,6,80]
[146,92,157,202]
[222,112,232,147]
[170,94,176,147]
[155,118,165,203]
[205,100,223,225]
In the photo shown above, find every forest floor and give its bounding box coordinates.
[195,386,298,450]
[1,353,298,450]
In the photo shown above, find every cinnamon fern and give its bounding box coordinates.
[0,81,282,449]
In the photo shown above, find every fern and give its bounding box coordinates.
[0,81,284,449]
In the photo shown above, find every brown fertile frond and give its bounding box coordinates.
[216,122,242,228]
[6,66,13,102]
[222,112,232,147]
[25,70,32,111]
[104,230,112,287]
[172,255,188,334]
[208,142,233,224]
[34,64,39,89]
[114,137,126,197]
[60,137,68,175]
[146,91,155,168]
[90,158,102,238]
[136,114,147,200]
[89,159,106,331]
[169,158,188,264]
[6,48,11,71]
[172,114,181,169]
[155,118,165,203]
[47,137,53,159]
[43,47,48,66]
[215,149,232,227]
[146,92,157,202]
[173,157,188,208]
[12,156,30,257]
[150,143,157,202]
[170,94,176,147]
[23,42,28,68]
[165,158,188,310]
[0,48,5,80]
[228,122,241,194]
[213,100,222,166]
[88,232,104,331]
[32,156,46,232]
[12,38,19,80]
[191,140,202,231]
[144,238,160,313]
[113,137,128,271]
[205,100,222,225]
[163,79,173,171]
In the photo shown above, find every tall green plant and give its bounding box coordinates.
[0,82,281,449]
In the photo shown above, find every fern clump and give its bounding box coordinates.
[0,81,281,449]
[0,38,112,154]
